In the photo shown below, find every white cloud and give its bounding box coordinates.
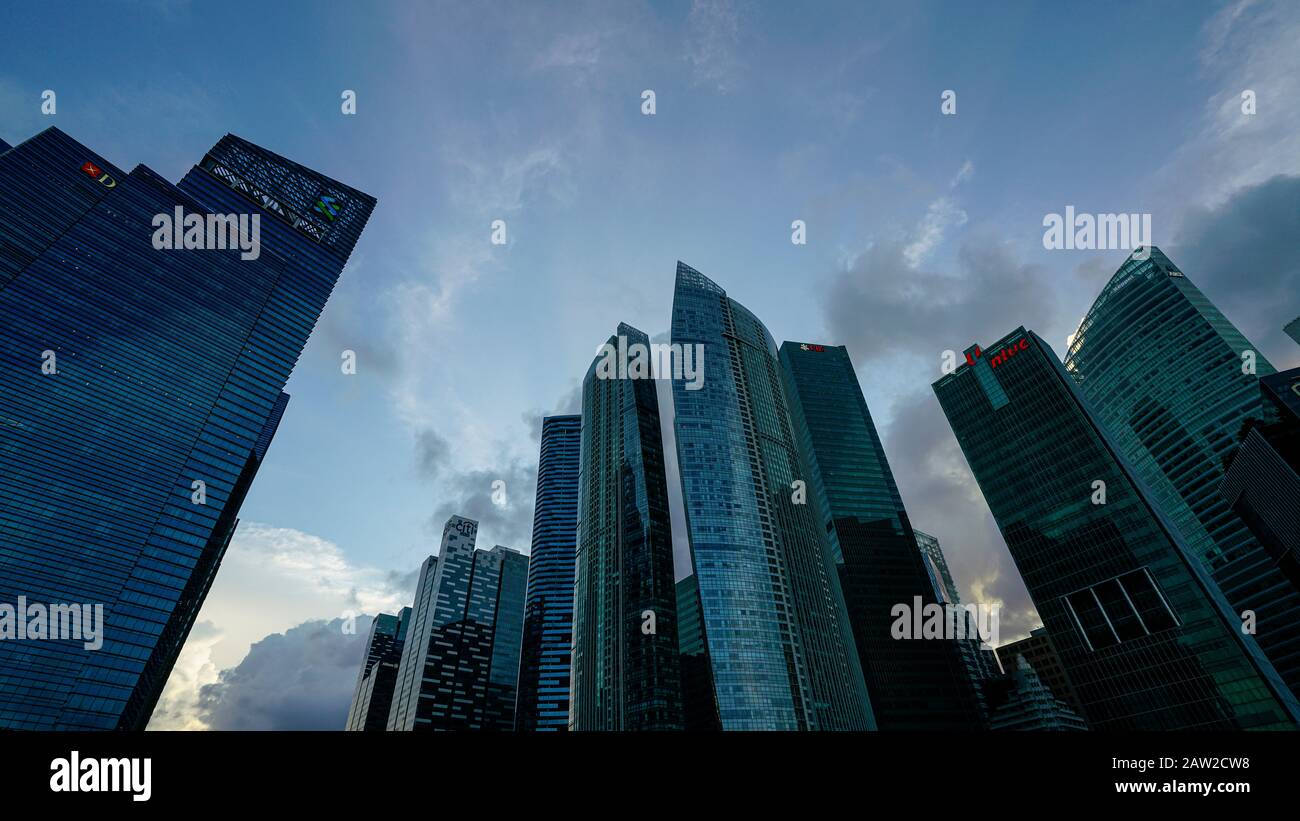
[151,523,413,729]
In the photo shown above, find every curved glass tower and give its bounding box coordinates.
[516,414,581,731]
[670,262,874,731]
[1065,247,1300,699]
[570,323,682,730]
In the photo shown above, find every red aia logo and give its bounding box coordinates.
[80,161,116,188]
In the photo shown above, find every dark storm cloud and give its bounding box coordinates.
[523,379,583,443]
[414,427,451,481]
[198,616,371,731]
[428,460,537,551]
[824,234,1062,363]
[1169,174,1300,368]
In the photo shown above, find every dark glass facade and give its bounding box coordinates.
[994,627,1082,716]
[780,341,981,730]
[516,414,581,731]
[1221,368,1300,592]
[675,574,719,731]
[571,324,682,730]
[670,263,873,730]
[388,516,529,730]
[1064,247,1300,700]
[984,655,1088,731]
[345,607,412,731]
[934,326,1300,729]
[0,127,374,730]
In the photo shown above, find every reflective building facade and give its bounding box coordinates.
[388,516,529,731]
[1064,248,1300,700]
[935,326,1300,729]
[571,324,682,730]
[670,263,873,730]
[345,607,412,731]
[516,414,581,731]
[0,128,374,729]
[779,340,981,730]
[1221,368,1300,593]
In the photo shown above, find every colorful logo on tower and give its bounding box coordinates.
[313,195,341,222]
[80,161,116,188]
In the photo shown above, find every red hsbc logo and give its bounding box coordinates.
[799,343,826,353]
[966,338,1028,369]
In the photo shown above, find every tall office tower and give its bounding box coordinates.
[0,128,375,730]
[670,263,873,730]
[1285,317,1300,347]
[994,627,1082,715]
[1064,247,1300,700]
[516,414,581,731]
[777,340,980,730]
[934,326,1300,729]
[913,529,999,719]
[571,324,683,731]
[1221,368,1300,591]
[345,607,412,731]
[675,575,719,731]
[388,516,529,731]
[983,656,1088,732]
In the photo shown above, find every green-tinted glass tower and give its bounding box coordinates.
[779,341,982,730]
[570,323,683,730]
[1064,247,1300,700]
[935,326,1299,730]
[670,263,874,731]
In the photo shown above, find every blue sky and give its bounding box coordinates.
[3,0,1298,728]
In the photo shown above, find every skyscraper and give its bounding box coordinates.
[779,341,981,730]
[983,656,1088,732]
[388,516,529,731]
[675,574,719,731]
[994,627,1082,716]
[934,326,1300,729]
[516,414,581,731]
[345,608,412,731]
[1064,247,1300,700]
[670,263,873,731]
[0,127,374,730]
[913,528,999,721]
[571,324,682,730]
[1221,368,1300,592]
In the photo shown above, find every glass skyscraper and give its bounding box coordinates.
[1064,247,1300,700]
[388,516,529,731]
[571,324,682,730]
[1221,368,1300,592]
[0,127,374,730]
[516,414,581,731]
[345,607,412,731]
[934,326,1300,730]
[780,341,982,730]
[670,263,873,731]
